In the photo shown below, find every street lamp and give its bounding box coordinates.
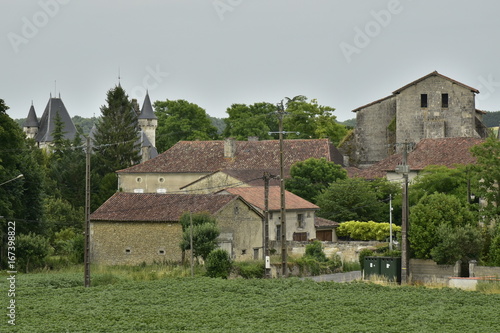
[0,174,23,187]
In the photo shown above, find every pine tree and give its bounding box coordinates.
[92,85,141,176]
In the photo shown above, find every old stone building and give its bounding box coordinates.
[116,138,344,193]
[90,192,264,264]
[348,71,489,167]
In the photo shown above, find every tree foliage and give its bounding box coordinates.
[316,178,395,222]
[337,221,401,241]
[285,157,347,203]
[205,249,232,279]
[430,224,483,265]
[223,102,277,140]
[16,232,50,272]
[92,85,141,176]
[470,137,500,223]
[155,99,218,152]
[283,96,348,145]
[409,193,476,260]
[179,212,220,261]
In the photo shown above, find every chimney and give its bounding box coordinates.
[224,138,236,158]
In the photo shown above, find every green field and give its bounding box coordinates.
[3,272,500,332]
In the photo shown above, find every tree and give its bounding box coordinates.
[283,96,348,145]
[409,193,476,260]
[179,212,220,261]
[155,99,218,152]
[285,157,347,203]
[223,102,277,140]
[430,224,483,265]
[0,99,45,233]
[409,165,469,206]
[205,249,232,279]
[92,85,141,176]
[316,178,387,222]
[16,232,50,272]
[470,137,500,223]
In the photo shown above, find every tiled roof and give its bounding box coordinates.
[221,186,319,211]
[315,216,339,229]
[90,192,241,222]
[35,96,78,143]
[117,139,344,173]
[355,137,485,179]
[392,71,479,94]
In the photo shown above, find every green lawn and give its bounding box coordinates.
[3,272,500,332]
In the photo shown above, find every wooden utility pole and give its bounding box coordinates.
[263,172,271,278]
[84,136,91,288]
[278,106,287,277]
[190,211,194,277]
[399,141,410,284]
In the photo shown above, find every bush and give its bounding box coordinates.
[337,221,401,241]
[233,261,265,279]
[205,249,232,279]
[305,241,327,262]
[16,232,51,272]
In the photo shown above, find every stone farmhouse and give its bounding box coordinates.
[217,186,319,242]
[346,71,489,168]
[90,192,263,264]
[116,138,344,194]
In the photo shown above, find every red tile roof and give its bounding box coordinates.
[355,137,485,179]
[90,192,244,222]
[117,139,343,173]
[315,216,339,229]
[221,186,319,211]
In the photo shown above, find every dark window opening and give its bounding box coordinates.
[421,94,428,108]
[297,213,305,228]
[159,249,165,255]
[276,225,281,240]
[125,248,131,254]
[293,232,307,241]
[442,93,449,108]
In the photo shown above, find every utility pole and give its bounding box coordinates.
[190,211,194,277]
[263,172,271,278]
[84,136,91,288]
[269,97,301,278]
[395,140,411,284]
[389,194,393,251]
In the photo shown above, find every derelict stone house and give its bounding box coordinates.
[90,192,264,264]
[348,71,489,167]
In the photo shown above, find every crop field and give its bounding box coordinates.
[3,272,500,332]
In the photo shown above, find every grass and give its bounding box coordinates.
[3,266,500,332]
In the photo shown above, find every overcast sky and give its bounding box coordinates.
[2,0,500,123]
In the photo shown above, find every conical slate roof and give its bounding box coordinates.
[35,96,78,143]
[138,92,157,119]
[23,104,39,127]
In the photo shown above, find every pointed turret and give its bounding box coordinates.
[35,95,78,149]
[23,103,39,139]
[137,92,157,148]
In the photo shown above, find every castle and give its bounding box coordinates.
[22,92,158,161]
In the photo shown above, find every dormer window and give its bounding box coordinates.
[441,93,449,108]
[420,94,428,108]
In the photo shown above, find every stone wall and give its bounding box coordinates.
[118,172,208,193]
[409,259,460,284]
[396,75,477,147]
[90,221,184,265]
[354,96,396,167]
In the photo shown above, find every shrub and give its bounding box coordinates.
[305,240,327,262]
[233,261,265,279]
[337,221,401,241]
[205,249,232,279]
[358,248,374,270]
[16,232,51,272]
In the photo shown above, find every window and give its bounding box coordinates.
[136,177,142,183]
[420,94,428,108]
[297,213,305,228]
[158,249,165,255]
[253,248,259,260]
[125,248,131,254]
[158,177,165,183]
[441,93,449,108]
[276,225,282,240]
[241,249,247,255]
[269,212,273,220]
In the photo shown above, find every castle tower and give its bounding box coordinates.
[23,103,39,139]
[138,92,157,147]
